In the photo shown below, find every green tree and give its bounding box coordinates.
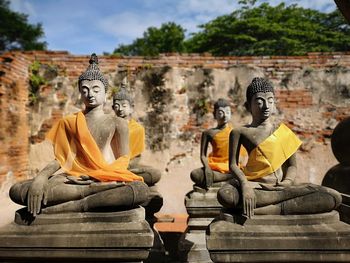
[114,22,186,56]
[185,3,350,56]
[0,0,46,51]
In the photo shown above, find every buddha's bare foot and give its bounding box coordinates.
[42,200,85,214]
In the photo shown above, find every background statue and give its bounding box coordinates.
[218,77,341,218]
[112,81,161,186]
[9,54,149,216]
[190,98,247,190]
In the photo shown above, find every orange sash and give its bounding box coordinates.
[128,119,145,159]
[243,123,302,180]
[46,112,143,182]
[208,125,232,173]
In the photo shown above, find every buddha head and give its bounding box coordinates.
[213,98,231,126]
[245,77,275,122]
[112,83,134,119]
[78,54,109,108]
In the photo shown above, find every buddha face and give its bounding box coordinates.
[249,91,275,121]
[214,106,231,126]
[113,99,133,119]
[79,79,106,108]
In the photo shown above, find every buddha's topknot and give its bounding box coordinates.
[246,77,274,103]
[78,53,109,90]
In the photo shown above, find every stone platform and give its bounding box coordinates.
[207,210,350,262]
[180,185,225,263]
[0,206,154,262]
[185,185,223,219]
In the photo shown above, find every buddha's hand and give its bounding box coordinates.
[27,175,49,217]
[66,175,96,185]
[278,178,293,187]
[204,167,214,189]
[259,183,285,191]
[242,184,256,218]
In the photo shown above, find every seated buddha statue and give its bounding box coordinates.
[9,54,149,216]
[190,98,247,190]
[112,84,161,186]
[217,77,342,218]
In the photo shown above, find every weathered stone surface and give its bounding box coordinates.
[179,231,212,263]
[180,185,224,263]
[185,185,224,219]
[0,207,154,262]
[207,211,350,262]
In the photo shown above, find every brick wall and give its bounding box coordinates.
[0,52,30,183]
[1,50,350,183]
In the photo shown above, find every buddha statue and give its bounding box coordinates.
[9,54,149,216]
[190,98,247,190]
[112,83,161,186]
[217,77,342,218]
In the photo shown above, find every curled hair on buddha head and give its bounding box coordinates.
[245,77,274,105]
[112,82,134,107]
[78,53,109,91]
[213,98,230,116]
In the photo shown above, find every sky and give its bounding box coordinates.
[9,0,338,55]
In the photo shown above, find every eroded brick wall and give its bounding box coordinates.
[0,52,30,183]
[1,51,350,184]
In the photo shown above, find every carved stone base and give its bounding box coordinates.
[207,211,350,262]
[180,185,225,263]
[0,206,154,262]
[185,184,224,219]
[179,231,212,263]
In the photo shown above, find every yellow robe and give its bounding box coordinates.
[208,124,247,173]
[46,112,143,182]
[243,123,302,181]
[128,119,145,159]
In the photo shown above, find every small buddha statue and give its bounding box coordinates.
[190,98,247,190]
[112,83,161,186]
[9,54,149,216]
[217,77,342,218]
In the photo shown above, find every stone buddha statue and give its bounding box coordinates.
[9,54,149,216]
[112,83,161,186]
[217,77,342,218]
[190,98,247,190]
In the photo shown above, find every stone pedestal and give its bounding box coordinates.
[142,185,166,263]
[0,206,154,262]
[179,184,225,263]
[207,210,350,262]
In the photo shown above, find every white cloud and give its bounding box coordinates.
[97,11,168,44]
[9,0,37,18]
[259,0,337,13]
[176,0,237,16]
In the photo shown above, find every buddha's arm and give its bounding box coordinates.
[112,118,130,158]
[28,159,61,216]
[200,131,210,168]
[229,130,256,218]
[200,131,214,187]
[279,153,297,186]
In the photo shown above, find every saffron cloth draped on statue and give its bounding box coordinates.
[243,123,302,181]
[46,112,143,182]
[128,119,145,159]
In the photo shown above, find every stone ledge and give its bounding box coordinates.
[207,211,350,262]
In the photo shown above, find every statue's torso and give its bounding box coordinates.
[239,123,283,184]
[85,113,117,164]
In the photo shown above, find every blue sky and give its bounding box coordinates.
[9,0,338,55]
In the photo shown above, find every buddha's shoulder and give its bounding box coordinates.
[100,113,128,129]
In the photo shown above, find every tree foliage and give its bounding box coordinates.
[114,22,186,56]
[185,3,350,55]
[113,2,350,56]
[0,0,46,51]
